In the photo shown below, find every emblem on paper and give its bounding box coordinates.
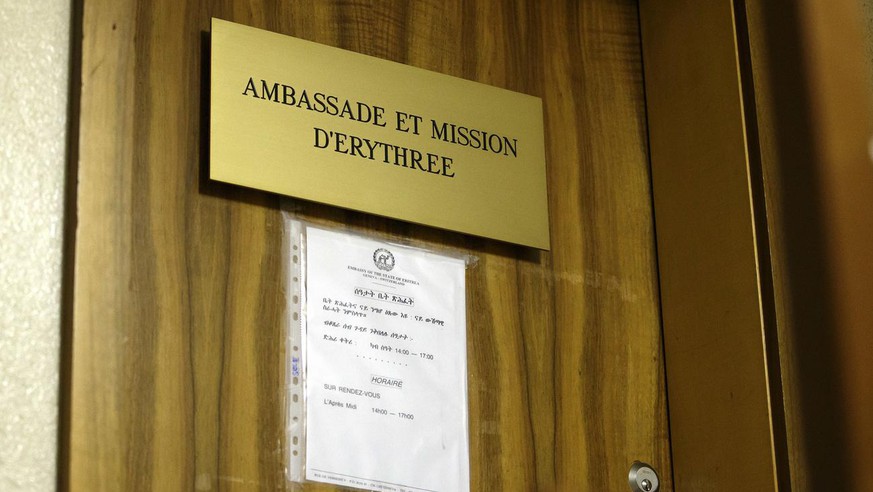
[373,248,396,272]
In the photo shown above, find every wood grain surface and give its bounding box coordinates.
[65,1,671,490]
[744,0,873,489]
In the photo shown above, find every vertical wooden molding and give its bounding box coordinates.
[794,1,873,486]
[639,1,781,490]
[68,0,139,489]
[744,0,873,489]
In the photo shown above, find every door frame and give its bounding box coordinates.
[639,1,787,490]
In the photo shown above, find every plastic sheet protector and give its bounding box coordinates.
[292,224,470,492]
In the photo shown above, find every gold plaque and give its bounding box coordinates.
[210,18,550,249]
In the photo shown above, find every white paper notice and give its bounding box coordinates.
[303,226,469,492]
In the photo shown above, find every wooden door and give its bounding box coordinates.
[63,1,671,490]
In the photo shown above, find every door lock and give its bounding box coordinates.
[628,461,659,492]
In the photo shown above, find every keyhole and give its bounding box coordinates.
[640,478,652,491]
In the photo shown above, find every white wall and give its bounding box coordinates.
[0,1,70,490]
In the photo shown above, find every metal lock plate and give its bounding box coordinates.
[628,461,659,492]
